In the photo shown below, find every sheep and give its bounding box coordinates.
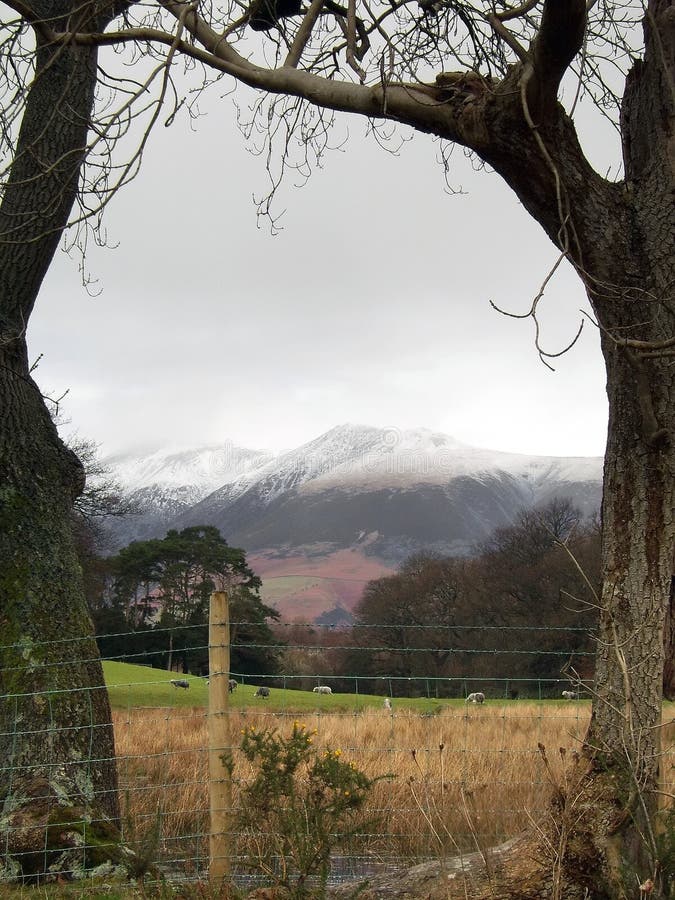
[383,697,392,710]
[562,690,576,700]
[228,679,238,693]
[312,685,332,695]
[465,691,485,704]
[170,679,190,689]
[254,686,270,698]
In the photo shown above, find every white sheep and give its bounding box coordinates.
[313,686,332,695]
[465,692,485,704]
[562,690,576,700]
[383,697,392,710]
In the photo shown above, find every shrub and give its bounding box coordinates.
[234,721,388,897]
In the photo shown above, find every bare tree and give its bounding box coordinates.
[0,0,673,892]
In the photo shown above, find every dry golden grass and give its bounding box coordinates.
[113,702,674,875]
[113,702,580,870]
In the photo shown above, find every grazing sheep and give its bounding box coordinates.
[228,679,238,693]
[254,686,270,698]
[170,679,190,689]
[383,697,392,710]
[312,685,332,695]
[562,690,576,700]
[465,691,485,704]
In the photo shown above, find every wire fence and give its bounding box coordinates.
[1,600,674,895]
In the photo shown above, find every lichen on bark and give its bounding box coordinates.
[0,392,125,879]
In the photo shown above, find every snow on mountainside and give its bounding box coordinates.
[105,443,273,499]
[104,425,604,616]
[102,442,274,546]
[107,424,604,518]
[231,424,396,504]
[105,424,604,549]
[107,425,603,504]
[287,425,602,493]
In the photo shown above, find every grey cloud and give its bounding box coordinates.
[28,93,609,459]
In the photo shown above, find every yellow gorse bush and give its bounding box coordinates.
[234,721,392,897]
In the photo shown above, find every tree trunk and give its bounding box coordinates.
[0,347,125,881]
[483,7,675,893]
[0,3,126,881]
[579,4,675,888]
[330,1,675,894]
[665,576,675,702]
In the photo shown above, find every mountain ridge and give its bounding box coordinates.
[103,424,604,619]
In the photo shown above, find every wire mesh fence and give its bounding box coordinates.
[1,608,674,895]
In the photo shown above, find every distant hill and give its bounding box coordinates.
[104,424,603,621]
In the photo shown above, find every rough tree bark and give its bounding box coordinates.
[0,0,128,881]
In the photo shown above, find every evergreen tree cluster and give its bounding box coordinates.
[86,526,281,678]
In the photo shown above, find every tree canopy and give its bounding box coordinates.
[97,525,281,676]
[348,499,600,696]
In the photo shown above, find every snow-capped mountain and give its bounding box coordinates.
[251,423,602,495]
[105,425,604,567]
[106,443,273,495]
[103,442,274,545]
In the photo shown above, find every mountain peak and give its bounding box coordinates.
[104,440,274,494]
[104,425,604,619]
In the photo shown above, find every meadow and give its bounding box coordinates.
[0,662,670,898]
[104,660,500,713]
[114,702,590,867]
[106,662,674,883]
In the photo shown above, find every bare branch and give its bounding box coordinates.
[158,0,254,69]
[494,0,541,22]
[1,0,48,30]
[528,0,587,119]
[346,0,366,81]
[285,0,326,67]
[486,13,528,62]
[489,252,584,370]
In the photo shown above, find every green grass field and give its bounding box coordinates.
[104,660,437,712]
[102,661,598,713]
[104,661,211,709]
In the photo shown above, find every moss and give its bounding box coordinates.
[46,806,126,867]
[0,474,120,829]
[0,356,125,877]
[0,492,34,697]
[655,807,675,896]
[0,786,132,883]
[3,803,128,882]
[0,854,22,883]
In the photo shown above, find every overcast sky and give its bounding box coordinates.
[28,84,614,460]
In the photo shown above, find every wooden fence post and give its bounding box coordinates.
[209,590,232,886]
